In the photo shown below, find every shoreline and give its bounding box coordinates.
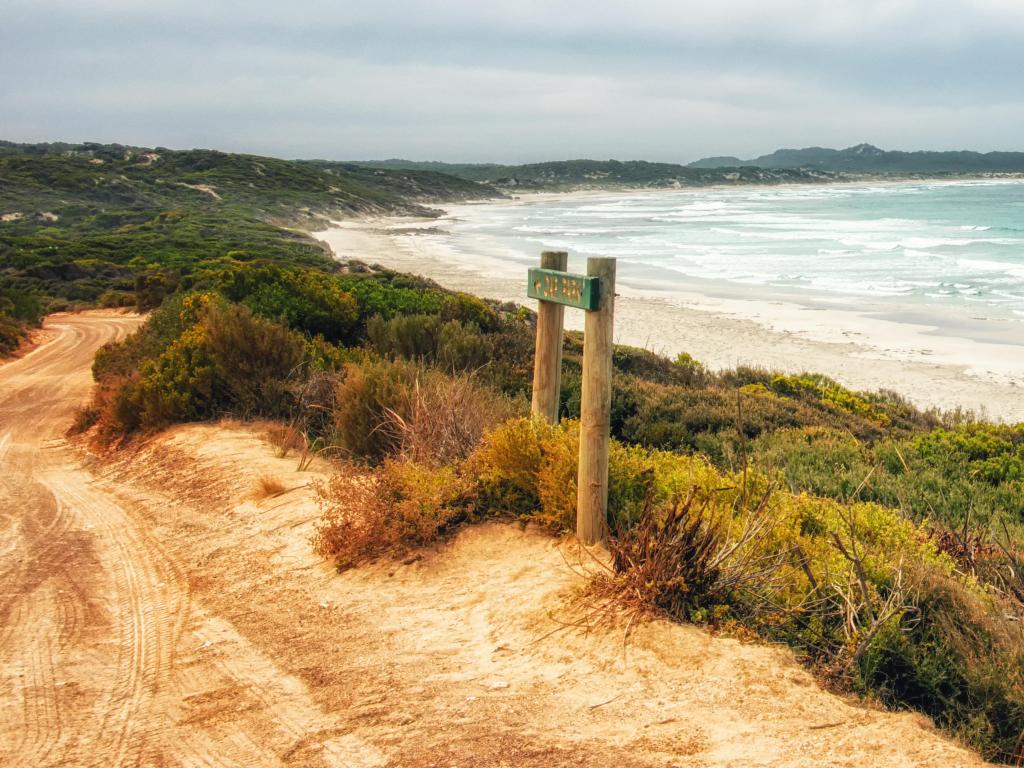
[313,195,1024,422]
[444,172,1024,212]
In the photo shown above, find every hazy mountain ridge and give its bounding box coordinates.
[689,143,1024,172]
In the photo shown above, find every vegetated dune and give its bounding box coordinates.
[0,313,991,766]
[85,423,988,767]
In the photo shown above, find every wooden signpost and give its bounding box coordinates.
[529,251,616,546]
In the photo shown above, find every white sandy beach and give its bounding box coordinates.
[313,199,1024,422]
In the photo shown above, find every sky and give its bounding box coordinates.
[2,0,1023,163]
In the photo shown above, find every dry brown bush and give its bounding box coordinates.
[381,370,517,466]
[312,460,471,569]
[332,358,517,465]
[592,483,788,627]
[87,372,144,445]
[68,404,100,435]
[264,422,305,457]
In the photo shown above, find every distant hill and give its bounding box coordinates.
[0,140,500,321]
[687,156,744,168]
[689,143,1024,173]
[0,141,501,218]
[346,158,839,189]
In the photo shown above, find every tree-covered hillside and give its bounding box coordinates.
[345,158,840,189]
[689,143,1024,173]
[0,141,500,224]
[0,141,500,352]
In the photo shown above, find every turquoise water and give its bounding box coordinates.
[448,180,1024,329]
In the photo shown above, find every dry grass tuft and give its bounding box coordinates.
[264,422,305,457]
[68,404,100,436]
[590,483,787,632]
[254,473,288,499]
[381,370,516,467]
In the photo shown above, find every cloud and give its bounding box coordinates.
[2,1,1022,160]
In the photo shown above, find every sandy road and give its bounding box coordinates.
[0,312,148,766]
[0,311,185,767]
[0,313,357,768]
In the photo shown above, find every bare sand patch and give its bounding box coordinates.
[178,182,223,200]
[85,419,988,766]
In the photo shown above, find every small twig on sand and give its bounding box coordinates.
[589,694,622,710]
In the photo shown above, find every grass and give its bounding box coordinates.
[254,474,288,499]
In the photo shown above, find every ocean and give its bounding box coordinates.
[440,179,1024,346]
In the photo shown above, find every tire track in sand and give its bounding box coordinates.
[0,313,148,768]
[0,313,369,768]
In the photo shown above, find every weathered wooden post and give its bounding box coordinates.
[576,257,615,545]
[527,252,614,545]
[530,251,568,423]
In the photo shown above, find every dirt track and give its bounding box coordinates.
[0,313,993,767]
[0,312,148,766]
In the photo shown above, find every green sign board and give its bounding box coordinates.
[527,268,600,311]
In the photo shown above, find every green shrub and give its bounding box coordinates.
[467,417,743,534]
[910,425,1024,484]
[335,271,499,332]
[331,358,421,461]
[617,383,861,464]
[134,321,219,428]
[367,312,490,370]
[367,313,441,359]
[479,310,535,395]
[859,570,1024,763]
[0,288,44,325]
[90,293,309,434]
[752,427,872,500]
[439,291,499,331]
[215,263,359,342]
[609,344,690,384]
[134,269,179,311]
[719,367,939,435]
[436,319,490,370]
[0,314,27,355]
[749,426,1024,530]
[673,352,710,386]
[468,417,563,521]
[466,417,680,530]
[203,302,306,418]
[0,288,43,355]
[335,273,448,324]
[98,289,135,308]
[93,292,196,382]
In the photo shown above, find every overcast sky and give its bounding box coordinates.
[2,0,1023,163]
